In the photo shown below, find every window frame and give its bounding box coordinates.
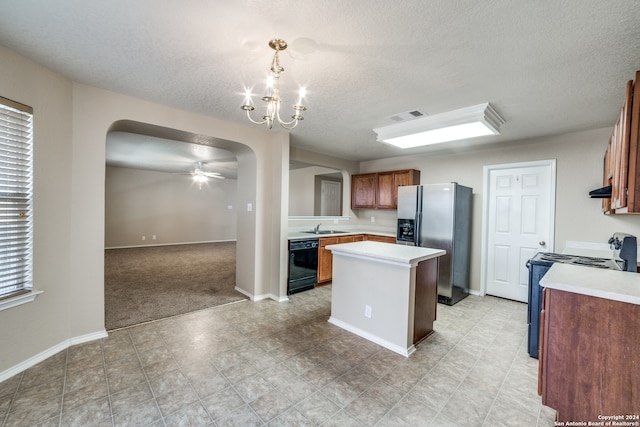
[0,96,41,311]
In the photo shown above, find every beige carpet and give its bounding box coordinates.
[104,241,246,330]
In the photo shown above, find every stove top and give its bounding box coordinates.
[530,252,621,270]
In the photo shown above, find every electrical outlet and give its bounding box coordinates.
[370,216,376,223]
[142,236,146,241]
[365,305,372,318]
[152,235,156,240]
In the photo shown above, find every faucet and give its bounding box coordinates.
[314,223,322,233]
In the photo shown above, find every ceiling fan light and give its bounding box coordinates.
[374,103,504,149]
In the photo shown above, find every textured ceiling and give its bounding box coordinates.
[1,0,640,173]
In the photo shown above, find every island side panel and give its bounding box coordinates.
[329,253,414,356]
[413,257,438,344]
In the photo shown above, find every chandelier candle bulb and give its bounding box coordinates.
[297,87,306,105]
[243,90,253,109]
[266,76,274,97]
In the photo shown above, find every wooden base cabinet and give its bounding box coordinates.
[538,288,640,423]
[317,235,365,284]
[364,234,396,244]
[317,237,339,284]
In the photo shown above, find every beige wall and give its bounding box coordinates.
[0,45,76,372]
[354,129,640,293]
[289,166,341,217]
[105,166,238,248]
[0,45,290,377]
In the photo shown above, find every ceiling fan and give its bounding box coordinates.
[185,161,225,188]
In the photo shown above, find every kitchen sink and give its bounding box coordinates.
[302,230,348,235]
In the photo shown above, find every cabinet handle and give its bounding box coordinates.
[539,241,546,246]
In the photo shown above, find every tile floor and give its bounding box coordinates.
[0,287,556,426]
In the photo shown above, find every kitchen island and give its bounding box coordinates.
[326,241,445,357]
[538,264,640,423]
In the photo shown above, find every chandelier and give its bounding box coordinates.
[241,39,307,130]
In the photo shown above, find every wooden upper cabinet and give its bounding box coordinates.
[352,169,420,210]
[376,172,396,209]
[351,173,377,209]
[391,169,421,208]
[626,70,640,212]
[604,70,640,214]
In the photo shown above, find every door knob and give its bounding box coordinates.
[539,241,546,246]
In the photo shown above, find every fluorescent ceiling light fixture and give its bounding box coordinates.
[374,103,504,149]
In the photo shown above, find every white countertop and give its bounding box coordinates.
[326,241,445,266]
[540,263,640,306]
[288,228,396,240]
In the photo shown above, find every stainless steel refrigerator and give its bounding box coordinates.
[397,183,472,305]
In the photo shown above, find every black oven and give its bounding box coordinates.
[288,239,318,295]
[525,235,636,359]
[526,252,621,358]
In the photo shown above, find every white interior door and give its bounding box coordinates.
[320,180,341,216]
[482,160,555,302]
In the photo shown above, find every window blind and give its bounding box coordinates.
[0,96,33,299]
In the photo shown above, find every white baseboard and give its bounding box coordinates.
[327,316,415,357]
[234,287,289,302]
[0,329,108,383]
[234,286,254,300]
[105,239,237,250]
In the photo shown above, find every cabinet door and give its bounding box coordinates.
[394,169,421,188]
[603,142,613,213]
[351,173,377,209]
[376,172,395,209]
[540,288,640,421]
[610,80,633,210]
[317,237,339,283]
[625,71,640,211]
[379,169,421,209]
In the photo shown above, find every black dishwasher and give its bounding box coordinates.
[288,239,318,294]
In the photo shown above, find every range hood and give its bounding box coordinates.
[588,185,612,198]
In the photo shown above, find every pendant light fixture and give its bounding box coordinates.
[241,39,307,130]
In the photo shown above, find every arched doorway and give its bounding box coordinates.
[104,120,259,329]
